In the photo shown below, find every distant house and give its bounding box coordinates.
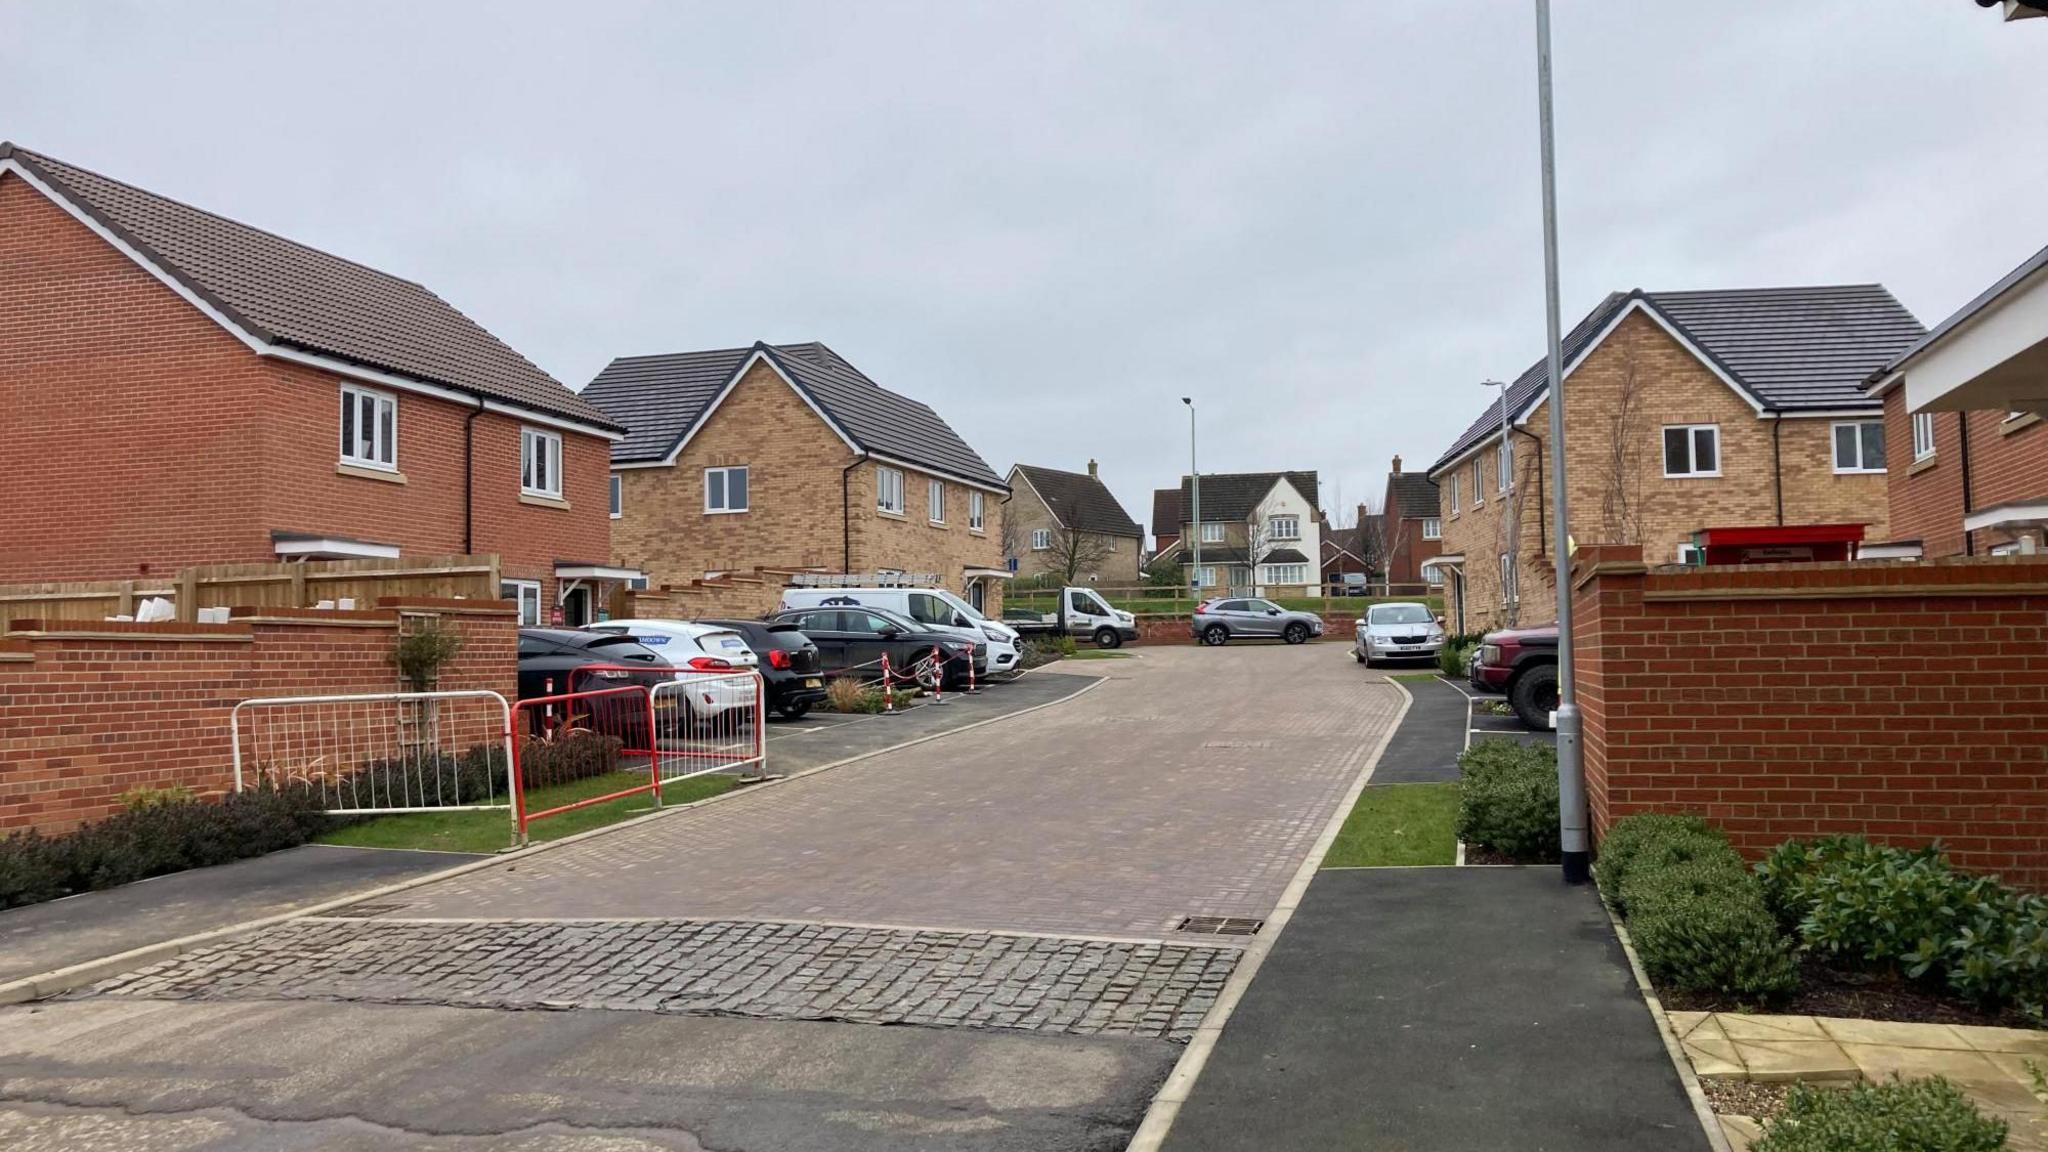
[584,342,1012,613]
[1164,471,1322,596]
[1151,487,1185,557]
[1427,285,1922,634]
[1381,457,1443,589]
[0,142,628,626]
[1005,461,1143,584]
[1320,516,1373,595]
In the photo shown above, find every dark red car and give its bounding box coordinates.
[1468,624,1559,730]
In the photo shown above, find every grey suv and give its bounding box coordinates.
[1192,598,1325,646]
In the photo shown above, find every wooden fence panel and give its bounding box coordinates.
[1,556,501,625]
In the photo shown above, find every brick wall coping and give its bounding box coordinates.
[230,606,396,626]
[4,619,254,642]
[0,638,32,662]
[1571,548,2048,600]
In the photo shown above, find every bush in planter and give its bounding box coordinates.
[1597,813,1798,1002]
[821,677,886,714]
[1754,1076,2007,1152]
[1455,740,1560,862]
[1593,812,1720,907]
[514,732,626,790]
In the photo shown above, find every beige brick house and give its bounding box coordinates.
[1004,461,1143,584]
[586,342,1012,613]
[1428,286,1923,634]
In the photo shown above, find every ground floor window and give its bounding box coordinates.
[1262,564,1308,586]
[1195,566,1217,588]
[501,579,541,626]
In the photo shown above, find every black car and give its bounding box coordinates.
[764,606,984,688]
[699,618,829,720]
[515,628,672,739]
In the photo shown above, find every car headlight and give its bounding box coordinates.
[1480,644,1502,666]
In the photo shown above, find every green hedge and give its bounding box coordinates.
[1597,813,1798,1002]
[1759,836,2048,1021]
[0,783,328,910]
[1455,740,1559,862]
[1754,1077,2007,1152]
[1439,636,1480,677]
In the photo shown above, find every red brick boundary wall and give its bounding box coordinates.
[0,598,517,834]
[1571,546,2048,889]
[1130,611,1364,645]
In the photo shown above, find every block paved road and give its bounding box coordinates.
[1,645,1404,1151]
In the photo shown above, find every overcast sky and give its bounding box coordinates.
[6,2,2043,540]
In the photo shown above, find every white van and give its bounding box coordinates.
[777,586,1021,677]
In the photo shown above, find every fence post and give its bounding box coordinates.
[175,568,198,622]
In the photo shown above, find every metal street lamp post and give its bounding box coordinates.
[1183,397,1202,599]
[1535,0,1590,883]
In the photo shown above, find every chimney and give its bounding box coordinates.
[1392,454,1403,473]
[1087,458,1098,478]
[1357,502,1369,528]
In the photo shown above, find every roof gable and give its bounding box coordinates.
[1177,471,1320,523]
[0,143,616,432]
[1010,465,1142,538]
[585,341,1005,489]
[1386,472,1440,519]
[1151,488,1184,539]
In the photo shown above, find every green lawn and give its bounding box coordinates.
[1389,671,1442,683]
[1321,782,1460,868]
[1064,650,1133,660]
[316,770,743,854]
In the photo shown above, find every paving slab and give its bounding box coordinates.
[0,844,481,984]
[761,670,1099,774]
[1161,867,1711,1152]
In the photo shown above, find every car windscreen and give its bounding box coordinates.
[1368,605,1434,625]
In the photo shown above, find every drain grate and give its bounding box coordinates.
[326,902,409,919]
[1175,915,1264,936]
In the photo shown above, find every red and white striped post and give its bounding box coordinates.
[880,653,898,715]
[964,648,980,694]
[927,645,946,705]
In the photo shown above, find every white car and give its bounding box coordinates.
[587,619,760,725]
[1353,602,1446,666]
[778,586,1022,678]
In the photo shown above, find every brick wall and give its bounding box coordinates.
[0,600,517,833]
[1882,388,2048,558]
[1571,546,2048,889]
[0,169,611,614]
[1440,311,1891,634]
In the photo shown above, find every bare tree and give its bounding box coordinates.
[998,496,1021,568]
[1044,495,1116,585]
[1600,339,1651,547]
[1351,502,1391,589]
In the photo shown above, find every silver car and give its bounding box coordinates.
[1192,597,1325,646]
[1353,602,1446,666]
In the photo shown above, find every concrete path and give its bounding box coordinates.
[0,844,480,984]
[1363,674,1468,785]
[1162,867,1710,1152]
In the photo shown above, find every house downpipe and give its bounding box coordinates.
[463,398,485,553]
[1959,413,1975,556]
[1771,415,1785,526]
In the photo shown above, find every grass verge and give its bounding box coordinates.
[316,770,743,854]
[1388,671,1442,683]
[1322,782,1459,868]
[1064,650,1134,660]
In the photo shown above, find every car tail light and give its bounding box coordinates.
[767,649,792,670]
[686,656,733,671]
[1195,600,1212,612]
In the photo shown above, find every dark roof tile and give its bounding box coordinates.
[1151,488,1184,539]
[1387,473,1440,519]
[1176,471,1319,523]
[1012,465,1142,538]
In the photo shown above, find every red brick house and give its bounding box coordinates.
[1865,240,2048,560]
[1380,457,1442,589]
[0,143,629,625]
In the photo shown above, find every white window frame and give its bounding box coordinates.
[1500,552,1517,604]
[608,474,622,519]
[1449,473,1461,514]
[969,491,985,531]
[1677,542,1704,565]
[1913,411,1937,461]
[501,579,542,626]
[1421,517,1442,541]
[1030,528,1052,550]
[521,427,563,498]
[1195,566,1217,588]
[1199,521,1226,544]
[1662,423,1722,478]
[704,465,749,513]
[1261,563,1308,586]
[928,478,946,524]
[876,466,905,514]
[1268,515,1300,540]
[1471,458,1485,503]
[1831,420,1887,474]
[339,383,397,471]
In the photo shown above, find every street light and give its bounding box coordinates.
[1483,378,1516,628]
[1183,397,1202,598]
[1535,0,1590,884]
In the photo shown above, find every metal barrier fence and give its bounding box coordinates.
[231,691,516,828]
[510,682,657,839]
[650,671,766,783]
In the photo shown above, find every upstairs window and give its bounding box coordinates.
[969,491,985,531]
[1449,474,1461,513]
[705,465,748,513]
[1832,421,1886,474]
[876,466,905,514]
[1422,517,1442,540]
[1030,528,1051,550]
[928,479,946,524]
[521,427,563,497]
[608,474,622,518]
[1269,515,1300,540]
[339,384,396,470]
[1200,522,1226,543]
[1471,457,1485,502]
[1662,424,1720,477]
[1913,412,1937,461]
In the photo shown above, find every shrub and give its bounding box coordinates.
[390,621,465,690]
[1761,835,2048,1020]
[119,783,196,811]
[1439,636,1479,677]
[822,677,886,714]
[1598,813,1798,1002]
[1017,636,1077,669]
[1455,740,1560,862]
[1755,1077,2007,1152]
[514,732,625,790]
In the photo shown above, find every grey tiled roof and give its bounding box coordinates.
[1871,239,2048,385]
[1176,472,1319,524]
[584,341,1004,487]
[1012,465,1142,538]
[1387,472,1440,520]
[1430,285,1924,474]
[0,143,616,430]
[1152,488,1184,540]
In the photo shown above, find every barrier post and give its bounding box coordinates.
[881,653,898,715]
[965,650,980,694]
[646,687,664,808]
[928,645,947,705]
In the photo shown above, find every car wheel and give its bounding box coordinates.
[1093,627,1122,650]
[1353,648,1368,664]
[778,700,811,721]
[1201,624,1229,646]
[1283,623,1309,645]
[1508,664,1560,730]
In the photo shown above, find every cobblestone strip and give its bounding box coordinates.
[81,918,1240,1042]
